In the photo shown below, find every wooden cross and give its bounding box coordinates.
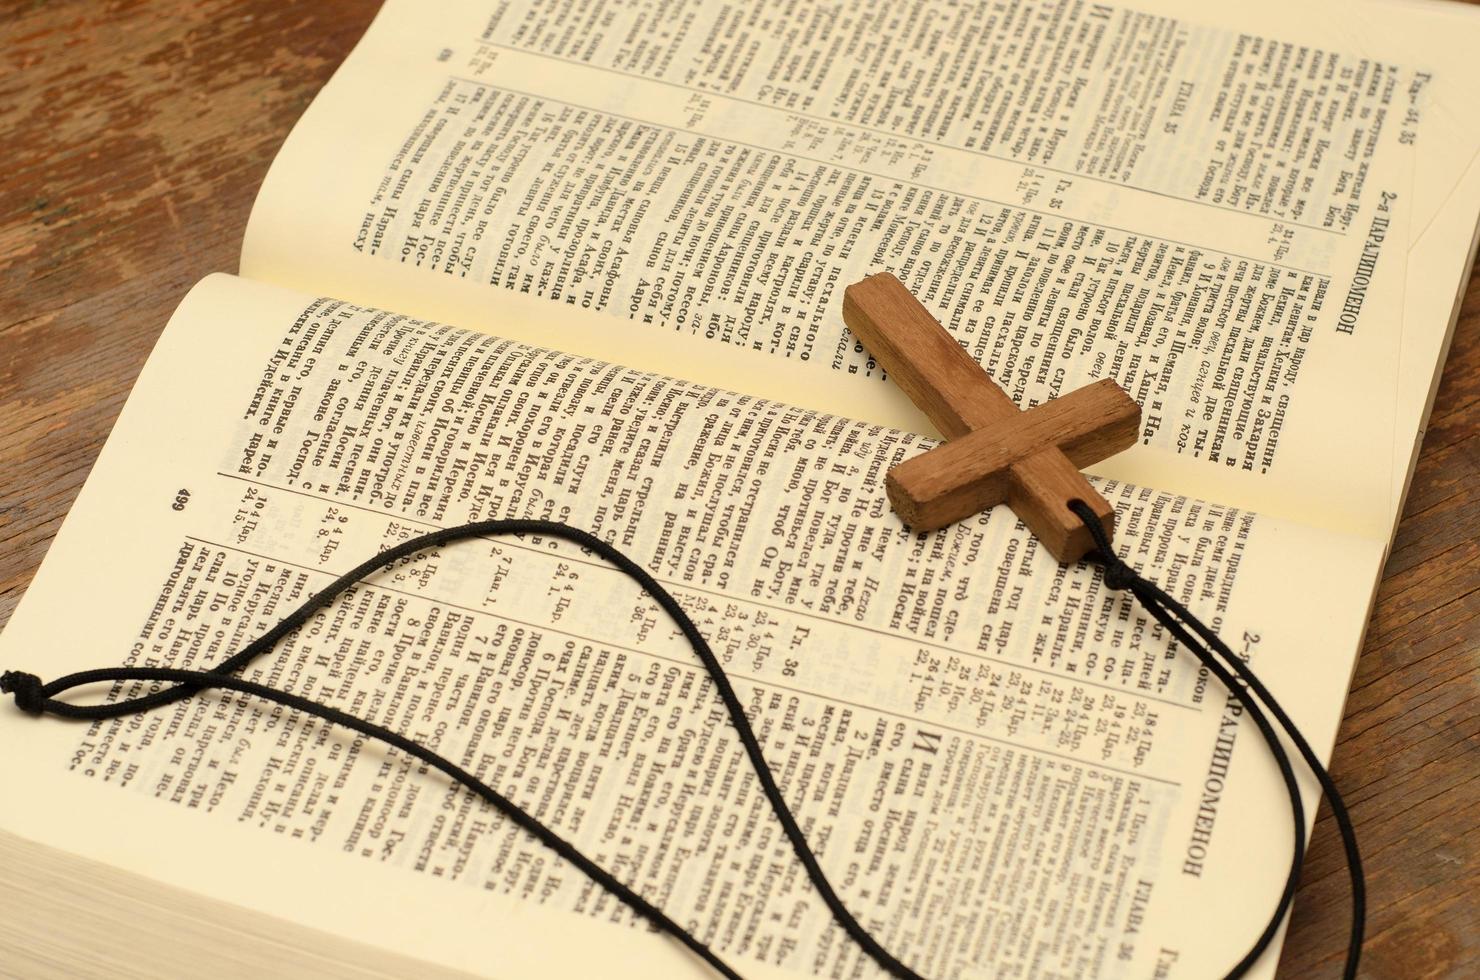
[843,272,1141,563]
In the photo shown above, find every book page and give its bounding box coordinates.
[239,0,1480,539]
[0,274,1382,979]
[1390,148,1480,517]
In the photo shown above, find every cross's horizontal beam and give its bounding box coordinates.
[887,379,1141,535]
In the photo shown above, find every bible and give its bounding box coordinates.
[4,0,1480,976]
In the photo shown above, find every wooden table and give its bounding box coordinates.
[1,2,1476,976]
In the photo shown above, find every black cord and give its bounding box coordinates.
[0,511,1362,979]
[1070,500,1364,980]
[1,520,922,980]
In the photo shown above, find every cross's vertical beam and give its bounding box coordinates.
[843,273,1140,562]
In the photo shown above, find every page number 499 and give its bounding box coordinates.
[172,488,191,511]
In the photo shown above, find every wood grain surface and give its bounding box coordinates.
[1,1,1476,976]
[844,272,1133,559]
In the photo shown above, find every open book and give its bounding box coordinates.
[4,0,1480,976]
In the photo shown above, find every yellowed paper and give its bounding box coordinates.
[0,275,1382,978]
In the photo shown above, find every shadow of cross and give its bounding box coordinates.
[842,272,1142,563]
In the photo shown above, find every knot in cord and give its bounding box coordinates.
[0,670,46,715]
[1101,559,1136,592]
